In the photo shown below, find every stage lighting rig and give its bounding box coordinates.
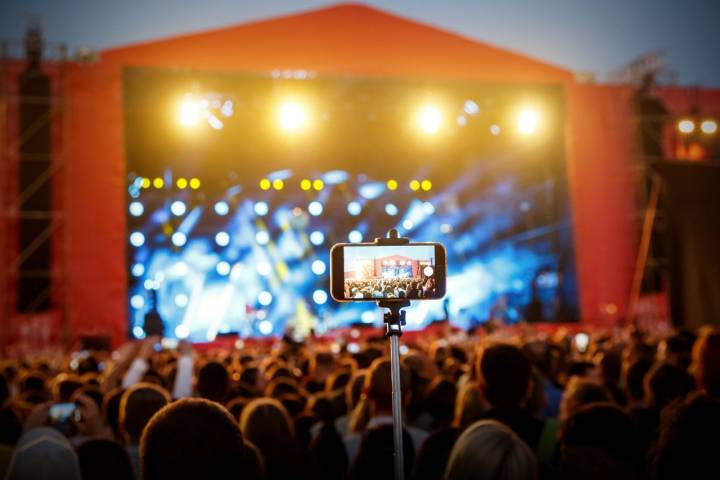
[277,100,310,133]
[517,108,540,135]
[416,104,444,135]
[677,119,695,134]
[701,119,717,135]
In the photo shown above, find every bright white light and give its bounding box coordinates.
[440,223,453,234]
[214,201,229,216]
[170,200,186,216]
[308,201,323,216]
[464,99,480,115]
[171,232,187,247]
[313,289,328,305]
[129,201,144,217]
[143,279,154,290]
[423,266,434,277]
[517,109,540,135]
[215,231,230,247]
[403,220,414,230]
[256,310,267,320]
[678,119,695,134]
[130,232,145,247]
[179,97,201,127]
[361,311,376,323]
[254,201,269,216]
[230,263,243,281]
[258,319,273,335]
[216,261,231,276]
[130,295,145,309]
[207,114,223,130]
[385,203,398,216]
[132,326,145,339]
[347,201,362,216]
[701,119,717,134]
[348,230,362,243]
[257,261,272,276]
[277,100,309,133]
[175,324,189,339]
[417,105,443,134]
[311,260,326,275]
[490,124,501,136]
[258,291,273,306]
[174,293,189,307]
[255,231,270,245]
[131,263,145,277]
[347,342,360,354]
[399,345,409,355]
[309,231,325,246]
[173,261,188,276]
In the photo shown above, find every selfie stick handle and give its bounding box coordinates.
[376,229,410,480]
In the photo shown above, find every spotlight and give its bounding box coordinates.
[141,178,151,189]
[463,99,480,115]
[214,201,229,216]
[215,231,230,247]
[417,104,443,134]
[258,291,273,306]
[258,319,273,335]
[409,180,420,191]
[129,232,145,247]
[421,180,432,191]
[174,293,189,307]
[387,179,398,191]
[361,311,376,323]
[308,201,323,216]
[216,261,231,276]
[348,230,362,243]
[272,179,284,190]
[517,109,540,135]
[254,201,269,216]
[313,289,328,305]
[309,231,325,246]
[423,202,435,215]
[259,179,271,190]
[130,295,145,309]
[175,324,190,339]
[385,203,398,216]
[311,260,326,275]
[277,100,309,133]
[678,119,695,134]
[131,263,145,277]
[402,219,414,230]
[189,178,201,190]
[257,261,272,276]
[255,231,270,245]
[701,119,717,134]
[490,124,501,136]
[153,177,164,189]
[300,179,312,191]
[132,326,146,339]
[173,261,188,275]
[179,96,201,127]
[347,201,362,216]
[170,200,186,216]
[423,266,434,276]
[313,179,324,191]
[176,178,188,189]
[129,201,144,217]
[171,232,187,247]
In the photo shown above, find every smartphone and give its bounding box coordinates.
[574,332,589,353]
[330,242,447,301]
[49,403,80,435]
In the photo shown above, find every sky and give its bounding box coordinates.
[2,0,719,86]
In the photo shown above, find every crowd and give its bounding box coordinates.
[344,277,436,299]
[0,323,719,480]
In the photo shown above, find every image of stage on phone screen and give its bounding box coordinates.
[343,245,438,300]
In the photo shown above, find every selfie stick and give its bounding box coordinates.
[375,229,410,480]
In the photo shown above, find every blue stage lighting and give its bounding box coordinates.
[311,260,326,275]
[258,319,273,335]
[255,231,270,245]
[423,201,435,215]
[309,231,325,246]
[214,201,230,216]
[254,201,269,216]
[175,324,190,339]
[257,261,272,276]
[130,294,145,309]
[129,201,144,217]
[174,293,189,307]
[171,232,187,247]
[215,231,230,247]
[132,326,145,339]
[403,220,414,230]
[313,289,328,305]
[361,311,376,323]
[173,261,188,276]
[348,230,362,243]
[308,201,323,216]
[216,261,231,276]
[347,201,362,216]
[171,200,186,216]
[385,203,398,216]
[258,291,273,306]
[130,232,145,247]
[131,263,145,277]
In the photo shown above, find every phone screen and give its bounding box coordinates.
[49,403,79,435]
[331,243,446,301]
